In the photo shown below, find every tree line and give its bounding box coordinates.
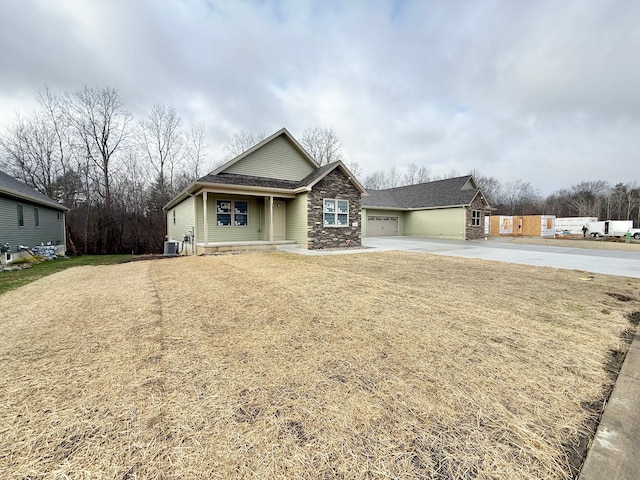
[2,87,638,255]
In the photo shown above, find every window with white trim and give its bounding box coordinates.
[471,210,481,226]
[34,207,40,227]
[17,204,24,227]
[216,200,248,226]
[324,199,349,227]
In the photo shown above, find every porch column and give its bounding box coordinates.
[203,191,208,244]
[269,195,274,242]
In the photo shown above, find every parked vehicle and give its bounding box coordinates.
[628,228,640,240]
[586,220,634,238]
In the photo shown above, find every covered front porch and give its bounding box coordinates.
[192,187,309,249]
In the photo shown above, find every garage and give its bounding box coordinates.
[367,216,398,237]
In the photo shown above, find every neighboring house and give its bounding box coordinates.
[164,128,366,252]
[0,170,68,262]
[361,176,490,240]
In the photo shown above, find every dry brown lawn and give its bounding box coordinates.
[1,251,639,479]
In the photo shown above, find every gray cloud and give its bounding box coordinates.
[1,0,639,194]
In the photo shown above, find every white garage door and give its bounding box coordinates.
[367,216,398,236]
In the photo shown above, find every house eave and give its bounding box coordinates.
[0,188,69,212]
[363,204,469,211]
[194,184,297,198]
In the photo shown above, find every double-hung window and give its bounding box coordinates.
[216,200,248,226]
[324,199,349,227]
[471,210,481,226]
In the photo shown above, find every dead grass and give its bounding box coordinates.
[1,251,638,479]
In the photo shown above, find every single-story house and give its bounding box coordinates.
[361,176,490,240]
[0,170,68,263]
[163,128,367,253]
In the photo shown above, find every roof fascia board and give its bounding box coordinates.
[0,188,69,211]
[362,206,409,211]
[195,185,297,198]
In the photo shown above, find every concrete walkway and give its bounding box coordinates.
[279,236,640,478]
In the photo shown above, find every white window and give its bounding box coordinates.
[324,199,349,227]
[34,207,40,227]
[471,210,481,226]
[217,200,248,226]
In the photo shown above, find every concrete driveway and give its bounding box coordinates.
[362,237,640,278]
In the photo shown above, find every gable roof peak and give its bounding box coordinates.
[209,127,319,176]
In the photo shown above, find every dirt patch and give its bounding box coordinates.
[607,292,635,302]
[0,252,638,479]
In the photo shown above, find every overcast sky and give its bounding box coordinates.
[1,0,639,195]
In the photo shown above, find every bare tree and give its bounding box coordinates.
[222,129,265,161]
[139,104,185,198]
[470,170,501,206]
[300,127,344,165]
[401,163,431,186]
[65,86,133,252]
[0,113,59,197]
[497,180,540,215]
[185,121,208,180]
[566,181,609,217]
[363,171,387,190]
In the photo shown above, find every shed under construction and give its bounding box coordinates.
[488,215,556,237]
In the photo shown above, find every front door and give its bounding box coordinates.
[273,201,286,240]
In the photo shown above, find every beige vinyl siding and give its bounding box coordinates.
[361,209,405,237]
[167,196,195,242]
[195,195,204,242]
[404,207,466,239]
[205,194,262,242]
[223,136,315,181]
[286,193,308,246]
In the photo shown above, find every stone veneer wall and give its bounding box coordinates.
[307,168,362,249]
[465,193,487,240]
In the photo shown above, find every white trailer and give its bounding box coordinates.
[555,217,598,235]
[586,220,633,238]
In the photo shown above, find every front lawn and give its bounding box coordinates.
[0,251,638,479]
[0,255,130,295]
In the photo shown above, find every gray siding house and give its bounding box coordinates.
[164,128,366,252]
[0,171,68,262]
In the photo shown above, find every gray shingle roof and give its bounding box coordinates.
[197,172,300,190]
[362,175,481,209]
[0,170,68,211]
